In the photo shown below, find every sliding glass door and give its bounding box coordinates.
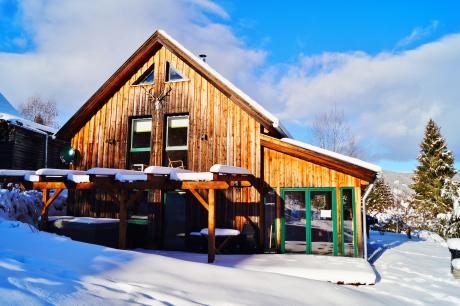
[283,189,307,253]
[281,187,338,256]
[309,189,337,256]
[341,188,357,257]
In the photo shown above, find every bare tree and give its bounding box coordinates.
[311,106,362,157]
[20,96,58,128]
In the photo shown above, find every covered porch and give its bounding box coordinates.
[0,164,253,263]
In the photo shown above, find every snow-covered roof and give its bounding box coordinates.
[115,173,148,182]
[209,164,251,175]
[144,166,190,175]
[170,171,214,182]
[158,30,291,138]
[0,112,56,135]
[280,138,382,173]
[86,168,142,176]
[0,169,35,176]
[36,169,86,176]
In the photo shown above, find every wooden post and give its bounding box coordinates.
[118,191,128,249]
[40,188,63,231]
[336,182,342,256]
[276,185,281,250]
[40,189,50,230]
[208,189,216,263]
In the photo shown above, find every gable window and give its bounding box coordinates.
[133,65,155,85]
[164,115,189,168]
[129,117,152,170]
[165,62,186,82]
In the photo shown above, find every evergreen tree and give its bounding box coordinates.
[411,119,457,228]
[367,177,394,216]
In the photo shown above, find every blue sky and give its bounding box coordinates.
[216,1,460,55]
[1,0,460,172]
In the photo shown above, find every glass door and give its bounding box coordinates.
[308,188,337,256]
[282,189,308,253]
[341,188,357,257]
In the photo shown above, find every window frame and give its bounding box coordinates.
[165,115,189,151]
[340,187,358,257]
[132,64,155,86]
[130,117,153,152]
[278,187,338,256]
[165,61,189,83]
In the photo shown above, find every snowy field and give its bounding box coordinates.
[0,220,459,305]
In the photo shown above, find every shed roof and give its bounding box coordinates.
[261,134,381,182]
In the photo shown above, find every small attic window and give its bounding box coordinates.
[165,62,187,82]
[134,65,155,85]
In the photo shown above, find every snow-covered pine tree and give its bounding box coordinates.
[411,119,458,235]
[367,177,394,217]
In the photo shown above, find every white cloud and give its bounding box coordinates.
[396,20,439,48]
[0,0,264,122]
[1,1,459,166]
[264,34,460,161]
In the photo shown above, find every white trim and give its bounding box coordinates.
[166,61,188,82]
[280,138,382,173]
[164,79,190,84]
[165,115,189,151]
[130,117,152,152]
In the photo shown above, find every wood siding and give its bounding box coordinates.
[64,40,372,254]
[68,45,262,237]
[0,122,66,170]
[263,146,364,255]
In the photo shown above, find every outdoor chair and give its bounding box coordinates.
[168,157,184,169]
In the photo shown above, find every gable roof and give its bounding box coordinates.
[0,112,57,135]
[56,30,291,140]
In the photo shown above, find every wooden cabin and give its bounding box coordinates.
[56,30,380,257]
[0,113,66,170]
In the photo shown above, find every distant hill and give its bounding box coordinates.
[382,170,460,199]
[0,92,20,116]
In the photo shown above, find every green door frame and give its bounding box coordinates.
[279,188,309,254]
[308,187,338,256]
[340,187,358,257]
[279,187,338,256]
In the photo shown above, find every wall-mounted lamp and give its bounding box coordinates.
[200,133,208,141]
[106,139,116,145]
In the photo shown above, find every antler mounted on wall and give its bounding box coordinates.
[141,86,173,115]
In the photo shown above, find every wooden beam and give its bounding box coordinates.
[179,181,230,190]
[276,186,281,251]
[40,189,50,230]
[118,190,128,249]
[208,189,216,263]
[336,182,342,256]
[40,188,63,230]
[189,189,209,210]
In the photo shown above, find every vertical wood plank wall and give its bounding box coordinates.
[69,45,262,232]
[67,43,368,254]
[263,147,364,255]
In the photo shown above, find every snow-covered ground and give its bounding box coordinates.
[141,250,376,285]
[361,231,460,305]
[0,219,459,305]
